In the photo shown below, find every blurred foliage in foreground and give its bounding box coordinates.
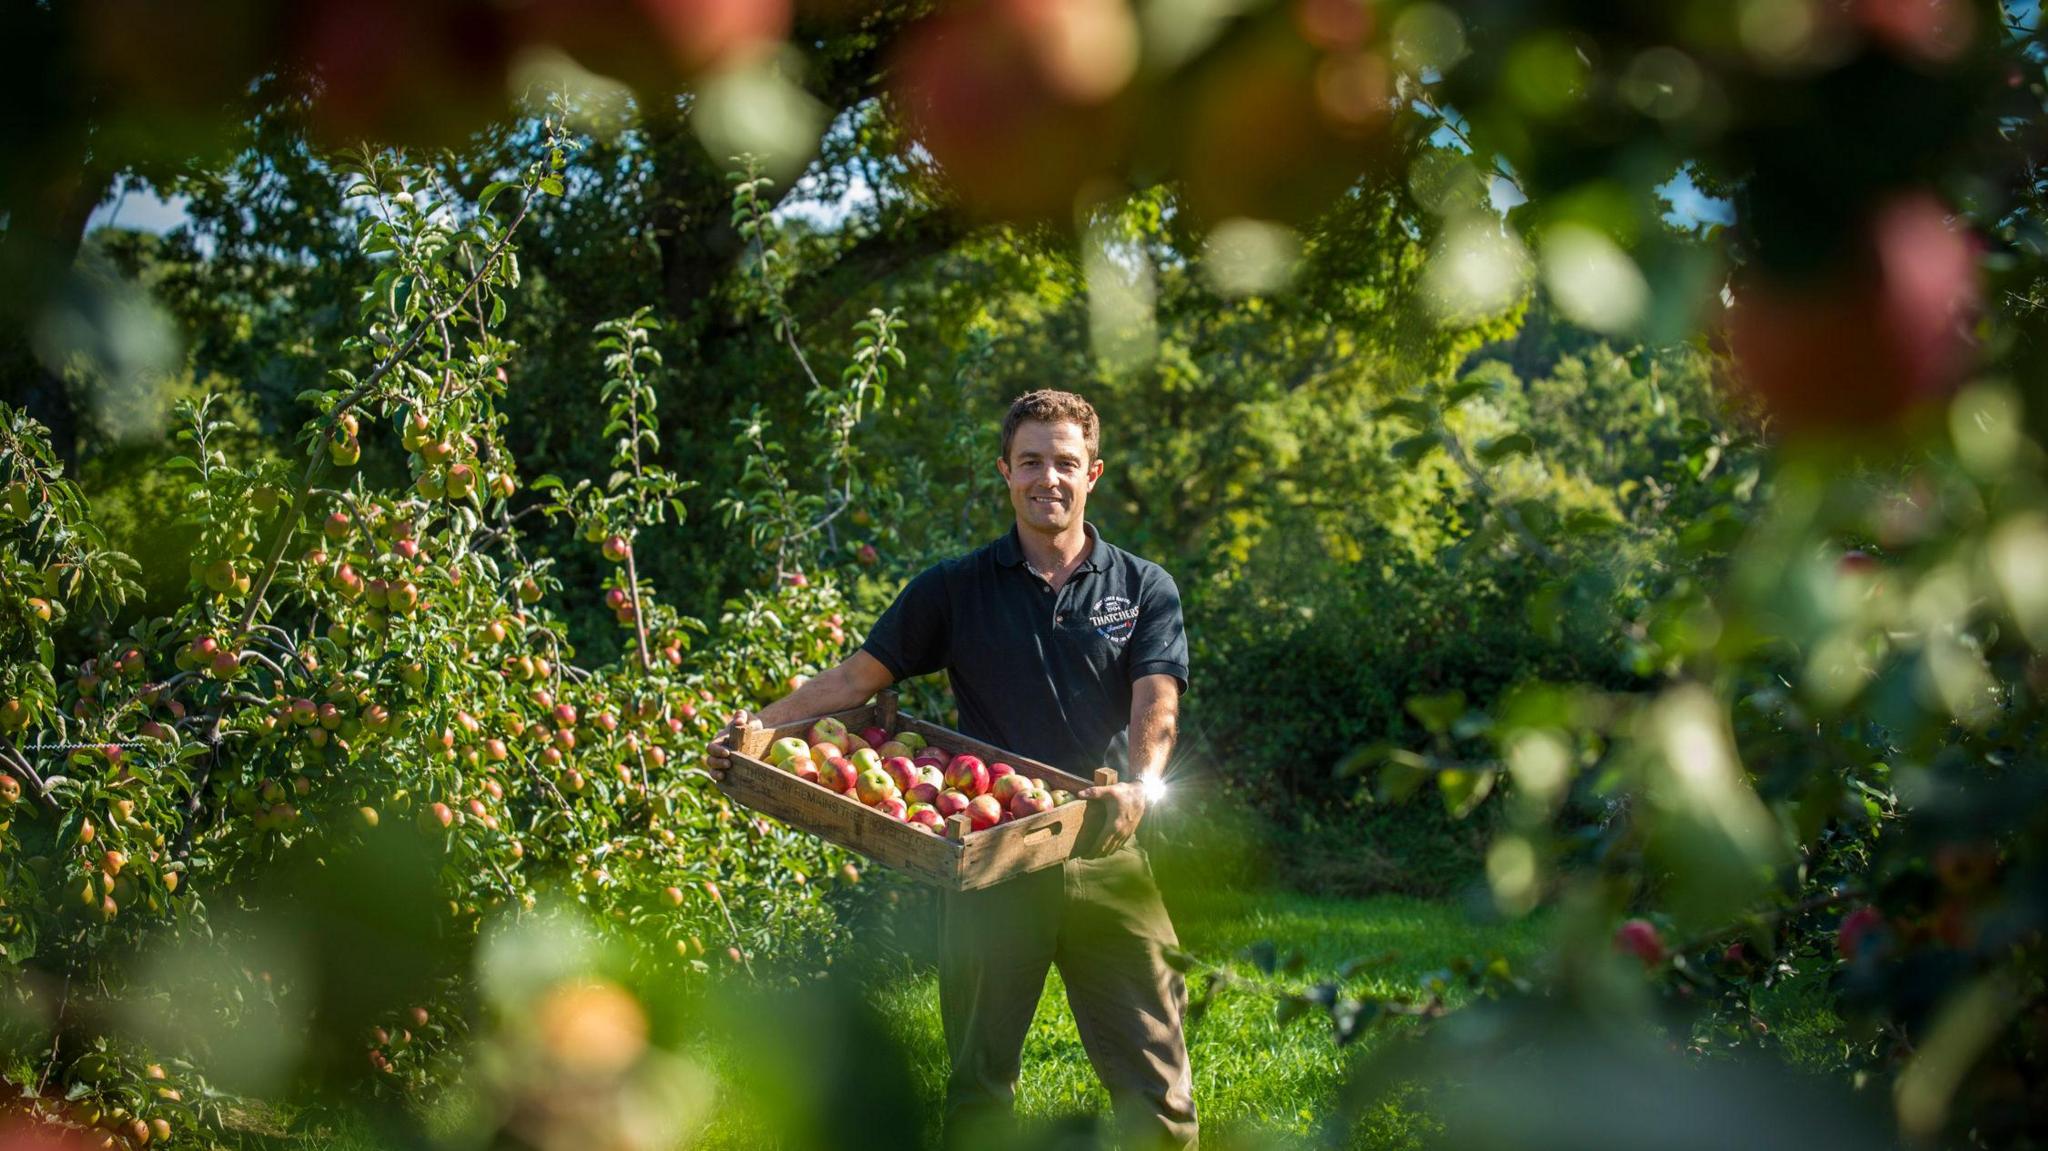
[4,0,2048,1149]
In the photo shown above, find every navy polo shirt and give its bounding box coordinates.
[861,523,1189,777]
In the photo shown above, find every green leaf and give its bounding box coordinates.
[1390,432,1442,464]
[478,180,516,210]
[1442,377,1495,407]
[1376,750,1431,803]
[1476,432,1535,465]
[1438,766,1496,818]
[1406,690,1467,734]
[539,176,566,197]
[1376,397,1436,426]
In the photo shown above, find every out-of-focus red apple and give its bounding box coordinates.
[859,726,891,749]
[888,0,1137,222]
[1728,193,1979,435]
[1612,918,1665,968]
[1838,905,1889,961]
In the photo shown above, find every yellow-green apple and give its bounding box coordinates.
[807,716,849,749]
[876,740,912,759]
[851,748,884,774]
[936,789,971,818]
[883,756,920,793]
[966,793,1003,831]
[893,731,928,752]
[907,804,943,830]
[991,773,1031,804]
[818,756,857,793]
[768,736,810,767]
[1009,787,1054,818]
[856,766,897,805]
[859,726,890,749]
[944,755,989,797]
[1050,789,1076,806]
[874,795,908,821]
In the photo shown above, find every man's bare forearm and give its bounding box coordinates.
[1128,676,1180,782]
[755,655,892,728]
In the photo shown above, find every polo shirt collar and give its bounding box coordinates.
[995,522,1107,573]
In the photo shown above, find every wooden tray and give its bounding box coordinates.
[715,692,1112,891]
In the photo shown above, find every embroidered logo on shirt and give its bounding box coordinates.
[1089,596,1139,643]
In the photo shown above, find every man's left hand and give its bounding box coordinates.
[1076,780,1148,856]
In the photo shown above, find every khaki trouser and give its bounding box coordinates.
[939,844,1199,1150]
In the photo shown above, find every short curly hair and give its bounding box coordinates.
[1000,390,1100,463]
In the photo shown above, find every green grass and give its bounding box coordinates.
[697,887,1551,1150]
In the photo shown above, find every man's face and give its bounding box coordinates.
[999,419,1103,535]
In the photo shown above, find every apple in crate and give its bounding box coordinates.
[945,755,989,797]
[936,789,971,818]
[851,748,884,774]
[874,795,908,821]
[856,766,898,806]
[768,736,812,768]
[790,758,821,785]
[1010,788,1054,818]
[883,756,920,793]
[876,740,912,760]
[845,731,872,753]
[988,762,1015,784]
[1050,789,1076,806]
[906,803,944,830]
[809,743,842,768]
[807,716,849,750]
[914,748,950,773]
[819,757,858,794]
[908,766,943,805]
[860,726,890,749]
[966,793,1003,831]
[893,731,928,752]
[990,773,1030,805]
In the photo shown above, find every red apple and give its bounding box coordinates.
[907,804,944,829]
[991,773,1031,804]
[1009,788,1054,818]
[966,793,1003,831]
[988,761,1016,782]
[873,795,908,821]
[945,755,990,797]
[860,726,890,749]
[807,716,849,749]
[876,740,912,760]
[818,757,857,794]
[1612,919,1665,968]
[883,755,920,793]
[790,758,820,785]
[936,788,971,818]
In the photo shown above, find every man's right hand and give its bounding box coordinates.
[705,710,761,782]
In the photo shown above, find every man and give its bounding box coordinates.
[707,389,1198,1149]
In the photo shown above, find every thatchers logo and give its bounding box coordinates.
[1089,596,1138,643]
